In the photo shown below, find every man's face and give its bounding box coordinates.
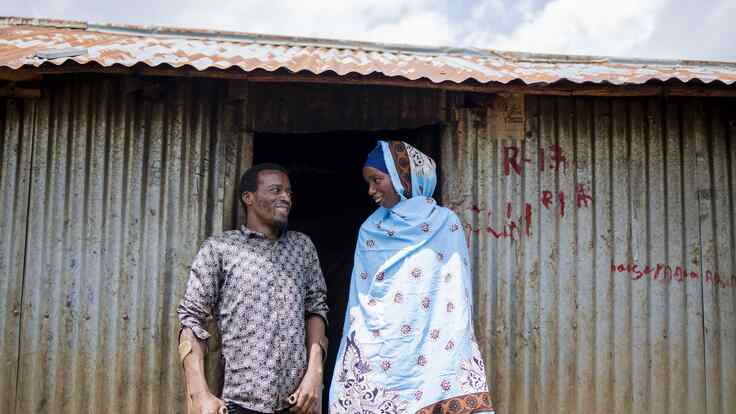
[244,170,292,230]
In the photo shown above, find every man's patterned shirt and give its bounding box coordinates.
[178,226,329,413]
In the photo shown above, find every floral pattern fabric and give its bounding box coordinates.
[329,141,493,414]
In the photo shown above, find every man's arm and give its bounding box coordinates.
[291,237,329,414]
[180,328,225,414]
[177,238,225,414]
[306,314,328,369]
[291,315,327,414]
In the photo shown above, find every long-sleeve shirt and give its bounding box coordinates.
[178,226,329,413]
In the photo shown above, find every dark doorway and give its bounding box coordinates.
[252,126,441,412]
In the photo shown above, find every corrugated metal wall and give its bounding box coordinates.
[0,97,35,411]
[3,77,734,414]
[1,76,457,414]
[441,96,736,414]
[0,76,251,413]
[697,99,736,414]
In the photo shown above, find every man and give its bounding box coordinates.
[178,163,329,414]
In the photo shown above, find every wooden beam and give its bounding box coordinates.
[242,72,736,97]
[0,83,41,98]
[0,68,42,82]
[4,63,736,97]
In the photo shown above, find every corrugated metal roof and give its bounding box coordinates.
[2,16,736,86]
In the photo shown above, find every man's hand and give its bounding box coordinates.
[192,391,227,414]
[289,368,322,414]
[290,315,326,414]
[180,328,225,414]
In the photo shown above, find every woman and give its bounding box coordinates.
[329,141,494,414]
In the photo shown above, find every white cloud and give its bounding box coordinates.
[1,0,734,60]
[168,0,448,44]
[471,0,506,19]
[363,11,454,45]
[473,0,669,56]
[627,0,736,60]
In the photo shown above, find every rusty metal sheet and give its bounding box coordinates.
[1,17,736,86]
[9,76,249,413]
[0,97,34,412]
[441,96,735,413]
[696,100,736,414]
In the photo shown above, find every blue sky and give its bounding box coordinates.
[3,0,734,61]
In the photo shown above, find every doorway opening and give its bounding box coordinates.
[252,126,441,410]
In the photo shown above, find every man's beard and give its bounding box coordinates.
[266,200,289,232]
[274,217,288,233]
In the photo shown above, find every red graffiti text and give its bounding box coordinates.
[611,262,736,290]
[504,144,570,176]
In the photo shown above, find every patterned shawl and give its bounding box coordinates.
[329,141,494,414]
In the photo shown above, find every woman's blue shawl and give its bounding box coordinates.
[329,141,493,414]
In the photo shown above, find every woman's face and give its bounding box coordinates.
[363,166,401,209]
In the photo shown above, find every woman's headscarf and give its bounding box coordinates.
[365,140,437,200]
[330,141,494,414]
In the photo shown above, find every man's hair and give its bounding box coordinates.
[239,163,289,195]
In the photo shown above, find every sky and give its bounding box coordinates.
[3,0,734,61]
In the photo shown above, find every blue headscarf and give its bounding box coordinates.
[364,143,388,175]
[330,141,494,414]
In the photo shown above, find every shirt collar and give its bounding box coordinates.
[241,225,287,241]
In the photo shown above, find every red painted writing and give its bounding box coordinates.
[558,191,566,217]
[576,184,593,208]
[503,146,531,176]
[465,171,595,246]
[504,144,571,176]
[541,191,553,209]
[464,204,528,241]
[465,185,594,242]
[612,262,736,290]
[550,145,567,172]
[535,185,592,217]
